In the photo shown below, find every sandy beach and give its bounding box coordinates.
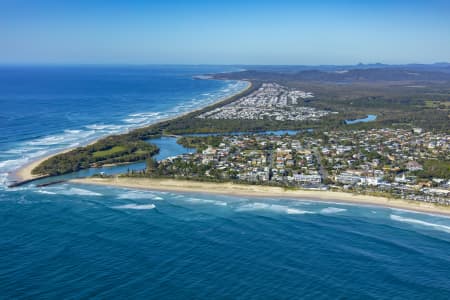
[13,80,252,183]
[71,177,450,216]
[14,143,91,183]
[15,75,449,217]
[15,156,53,182]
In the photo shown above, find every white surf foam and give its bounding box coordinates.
[286,208,312,215]
[35,190,57,195]
[67,129,82,133]
[185,198,227,206]
[123,117,148,124]
[117,191,163,200]
[26,130,96,146]
[85,124,124,131]
[321,207,347,214]
[0,79,250,188]
[129,112,161,118]
[390,214,450,234]
[0,173,9,188]
[391,208,450,219]
[236,202,313,215]
[0,127,100,187]
[58,187,103,197]
[113,203,156,210]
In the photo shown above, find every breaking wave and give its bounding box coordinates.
[185,198,228,206]
[320,207,347,214]
[390,214,450,234]
[0,80,249,188]
[46,187,103,197]
[35,190,57,195]
[117,191,163,200]
[236,202,313,215]
[113,203,156,210]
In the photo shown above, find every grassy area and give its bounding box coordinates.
[31,69,450,177]
[32,137,159,176]
[93,146,127,158]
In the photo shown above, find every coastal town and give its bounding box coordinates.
[140,128,450,205]
[196,83,334,121]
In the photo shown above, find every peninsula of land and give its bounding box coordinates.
[13,81,253,183]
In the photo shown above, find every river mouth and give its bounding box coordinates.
[16,130,310,187]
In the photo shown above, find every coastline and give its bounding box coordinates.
[14,156,54,183]
[13,146,80,184]
[12,79,252,184]
[71,177,450,217]
[12,138,100,184]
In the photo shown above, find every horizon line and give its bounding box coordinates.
[0,62,449,67]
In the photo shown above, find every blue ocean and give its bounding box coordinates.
[1,66,450,299]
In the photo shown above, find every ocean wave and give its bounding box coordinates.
[0,128,100,187]
[390,214,450,234]
[391,208,450,219]
[321,207,347,214]
[0,150,49,186]
[35,190,57,195]
[26,130,96,146]
[129,112,162,118]
[85,124,124,131]
[64,129,82,134]
[118,82,247,129]
[4,148,38,155]
[0,80,250,187]
[123,117,148,124]
[0,158,29,170]
[117,191,163,200]
[236,202,313,215]
[55,187,103,197]
[185,198,227,206]
[0,173,9,188]
[113,203,156,210]
[286,208,312,215]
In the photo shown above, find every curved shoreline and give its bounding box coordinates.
[12,79,252,185]
[71,177,450,217]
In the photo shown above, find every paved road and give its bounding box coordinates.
[313,148,328,182]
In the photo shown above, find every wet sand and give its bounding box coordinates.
[71,177,450,216]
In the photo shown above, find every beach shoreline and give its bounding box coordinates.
[12,79,252,184]
[71,177,450,217]
[12,138,100,184]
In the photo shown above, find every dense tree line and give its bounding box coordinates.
[177,136,224,151]
[415,160,450,180]
[32,135,159,176]
[32,73,449,177]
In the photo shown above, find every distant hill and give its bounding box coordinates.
[229,63,450,74]
[213,67,450,83]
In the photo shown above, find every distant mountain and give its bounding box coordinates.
[214,67,450,82]
[230,63,450,74]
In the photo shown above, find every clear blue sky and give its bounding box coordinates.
[1,0,449,65]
